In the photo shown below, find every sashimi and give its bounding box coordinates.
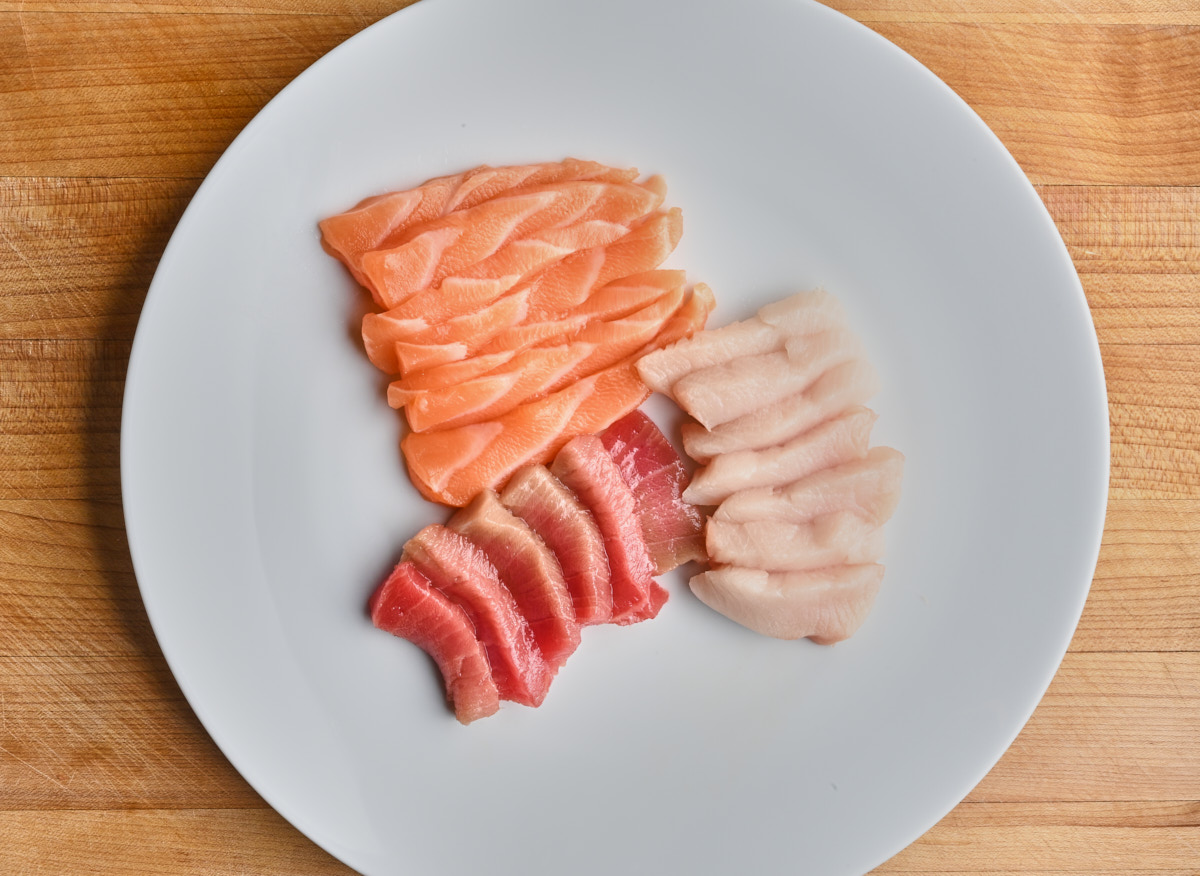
[713,446,905,526]
[404,525,552,707]
[402,375,596,507]
[396,343,596,432]
[635,316,783,397]
[757,288,848,338]
[383,275,521,327]
[573,270,687,320]
[388,351,516,395]
[500,465,614,625]
[368,560,500,724]
[552,435,666,624]
[599,411,705,573]
[688,565,883,644]
[448,491,581,671]
[683,406,878,505]
[706,512,885,572]
[671,329,863,430]
[682,358,880,462]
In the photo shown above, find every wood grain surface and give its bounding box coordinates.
[2,1,1197,873]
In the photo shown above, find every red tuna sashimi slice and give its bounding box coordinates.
[363,289,529,375]
[552,434,666,624]
[404,525,552,707]
[402,375,596,507]
[368,560,500,724]
[500,465,613,625]
[688,565,883,644]
[319,159,638,292]
[391,343,595,430]
[599,410,705,574]
[448,491,581,671]
[712,445,905,525]
[681,358,880,463]
[705,512,885,572]
[523,208,684,321]
[671,329,863,430]
[683,406,878,505]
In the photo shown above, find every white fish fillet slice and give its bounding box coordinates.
[672,329,864,430]
[682,358,881,462]
[706,512,884,571]
[689,565,883,643]
[757,289,847,337]
[684,406,877,505]
[634,317,783,397]
[713,446,905,525]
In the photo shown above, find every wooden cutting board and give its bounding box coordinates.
[2,1,1198,872]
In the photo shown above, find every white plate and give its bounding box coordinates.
[121,0,1109,873]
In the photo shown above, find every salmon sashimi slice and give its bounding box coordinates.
[683,406,878,505]
[705,512,885,572]
[688,565,884,644]
[404,525,552,707]
[388,351,517,395]
[560,361,651,439]
[671,329,863,430]
[402,376,596,507]
[500,465,614,625]
[448,491,581,671]
[362,290,530,375]
[384,275,524,327]
[713,446,905,526]
[635,316,784,398]
[551,434,666,625]
[681,358,881,463]
[474,314,591,358]
[395,343,596,431]
[368,560,500,724]
[361,190,561,309]
[320,159,638,293]
[573,270,687,320]
[523,208,684,321]
[599,411,705,574]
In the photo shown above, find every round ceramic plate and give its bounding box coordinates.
[121,0,1109,873]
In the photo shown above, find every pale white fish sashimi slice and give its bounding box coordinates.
[688,565,884,644]
[757,288,848,338]
[634,316,782,397]
[682,358,881,463]
[714,446,906,525]
[706,512,885,571]
[671,329,863,429]
[683,406,877,506]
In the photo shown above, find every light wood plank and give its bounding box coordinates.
[827,1,1200,25]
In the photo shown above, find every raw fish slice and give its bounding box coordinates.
[501,465,613,625]
[688,565,883,644]
[683,406,878,505]
[543,287,686,393]
[574,270,687,320]
[474,314,590,358]
[757,289,848,337]
[368,560,500,724]
[403,376,596,507]
[672,330,862,429]
[396,343,596,431]
[560,361,651,439]
[389,351,516,394]
[714,446,905,525]
[682,358,880,462]
[385,275,522,326]
[635,317,782,397]
[319,159,637,291]
[599,411,705,573]
[362,290,529,375]
[448,491,581,671]
[706,512,885,571]
[552,435,666,624]
[643,282,717,352]
[404,525,552,707]
[524,209,684,321]
[362,191,559,308]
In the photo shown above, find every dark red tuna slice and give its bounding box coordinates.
[551,434,667,624]
[599,410,705,573]
[448,491,581,671]
[368,561,500,724]
[404,525,552,707]
[500,465,613,625]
